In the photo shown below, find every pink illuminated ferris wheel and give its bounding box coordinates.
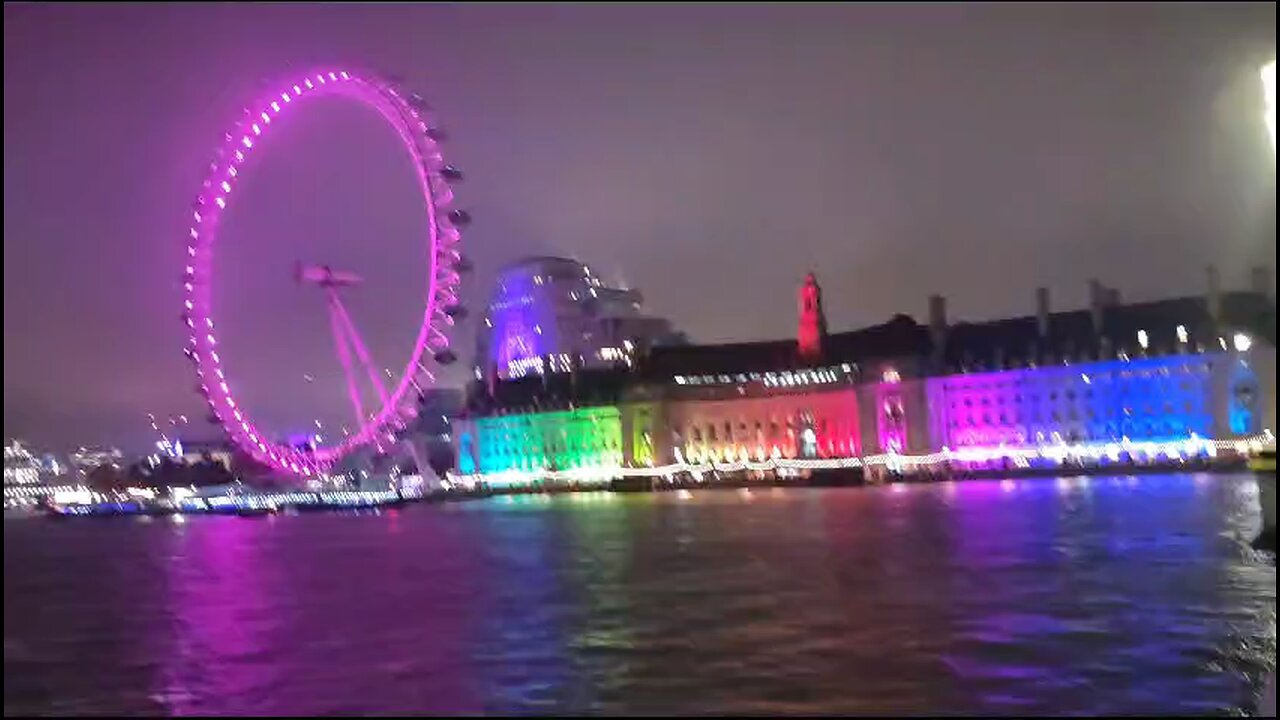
[181,68,469,477]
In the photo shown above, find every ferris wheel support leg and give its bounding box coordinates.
[328,289,368,430]
[401,437,429,489]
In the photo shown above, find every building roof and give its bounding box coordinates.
[465,368,637,416]
[641,291,1275,379]
[941,291,1275,370]
[469,289,1274,412]
[640,314,932,378]
[495,255,591,277]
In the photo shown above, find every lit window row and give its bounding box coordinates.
[507,356,545,378]
[598,346,632,363]
[674,364,856,387]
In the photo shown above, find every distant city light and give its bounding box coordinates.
[1233,333,1252,352]
[1137,330,1149,350]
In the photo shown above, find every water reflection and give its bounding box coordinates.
[467,495,579,713]
[4,474,1275,715]
[160,516,276,714]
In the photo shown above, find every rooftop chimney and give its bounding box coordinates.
[928,294,947,327]
[1089,279,1106,334]
[1035,287,1050,339]
[1089,279,1113,359]
[928,294,947,367]
[1206,265,1223,328]
[928,294,947,333]
[1251,265,1272,301]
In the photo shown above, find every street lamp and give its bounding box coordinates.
[1264,60,1275,154]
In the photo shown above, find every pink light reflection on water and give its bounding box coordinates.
[154,513,487,713]
[158,517,278,714]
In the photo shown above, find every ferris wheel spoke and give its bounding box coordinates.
[331,294,390,407]
[328,289,368,429]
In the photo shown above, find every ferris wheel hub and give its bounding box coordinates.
[297,263,364,288]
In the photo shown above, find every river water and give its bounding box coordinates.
[4,474,1275,715]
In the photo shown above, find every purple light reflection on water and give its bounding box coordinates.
[158,516,275,714]
[2,477,1273,715]
[156,513,486,714]
[936,473,1271,715]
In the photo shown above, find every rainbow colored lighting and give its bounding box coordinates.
[928,354,1227,448]
[472,407,624,474]
[447,432,1274,489]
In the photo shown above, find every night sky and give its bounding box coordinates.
[4,4,1275,453]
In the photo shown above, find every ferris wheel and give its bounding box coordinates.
[181,68,469,477]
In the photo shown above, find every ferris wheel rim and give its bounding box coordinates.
[182,67,463,477]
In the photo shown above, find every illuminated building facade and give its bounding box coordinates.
[456,407,623,474]
[4,440,42,486]
[477,256,676,380]
[455,267,1275,479]
[927,355,1222,449]
[454,403,659,476]
[454,369,657,475]
[647,303,937,461]
[661,383,862,464]
[920,273,1273,450]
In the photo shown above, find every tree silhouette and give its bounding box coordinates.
[189,453,235,487]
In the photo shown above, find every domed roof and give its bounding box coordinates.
[496,255,591,278]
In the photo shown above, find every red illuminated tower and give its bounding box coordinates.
[797,272,827,360]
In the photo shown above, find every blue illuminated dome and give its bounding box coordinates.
[476,256,674,379]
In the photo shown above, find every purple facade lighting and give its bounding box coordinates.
[182,67,465,476]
